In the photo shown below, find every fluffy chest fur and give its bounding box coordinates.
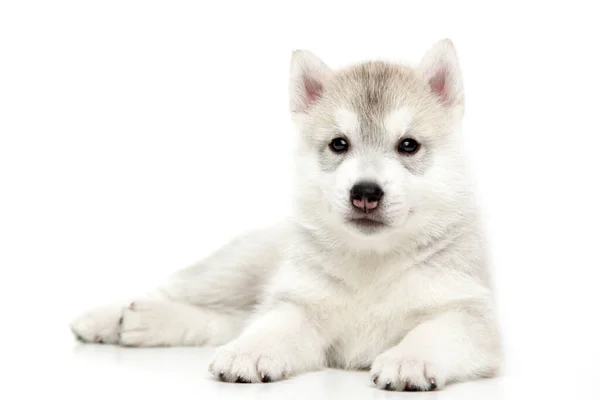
[264,223,492,368]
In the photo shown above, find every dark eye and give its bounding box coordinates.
[329,137,349,153]
[397,138,420,155]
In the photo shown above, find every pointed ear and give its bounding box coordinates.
[289,50,332,115]
[419,39,464,109]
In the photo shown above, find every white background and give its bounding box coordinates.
[1,1,599,399]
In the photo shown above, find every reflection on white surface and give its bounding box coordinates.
[66,342,513,400]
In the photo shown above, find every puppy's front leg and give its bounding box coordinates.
[370,309,502,391]
[209,301,327,383]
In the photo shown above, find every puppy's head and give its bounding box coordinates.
[289,40,473,251]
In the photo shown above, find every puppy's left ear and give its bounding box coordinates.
[419,39,464,110]
[289,50,332,116]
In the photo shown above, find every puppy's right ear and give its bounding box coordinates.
[289,50,332,116]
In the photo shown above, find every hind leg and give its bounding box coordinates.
[70,223,288,347]
[71,300,248,347]
[120,301,249,347]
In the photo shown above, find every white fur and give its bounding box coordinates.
[384,107,411,135]
[335,108,360,134]
[71,39,502,391]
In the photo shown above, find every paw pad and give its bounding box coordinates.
[429,378,438,390]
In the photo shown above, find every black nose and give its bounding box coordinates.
[350,181,384,211]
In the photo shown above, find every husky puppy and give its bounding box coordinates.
[71,39,502,391]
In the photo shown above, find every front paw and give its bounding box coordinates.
[208,343,290,384]
[370,351,445,392]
